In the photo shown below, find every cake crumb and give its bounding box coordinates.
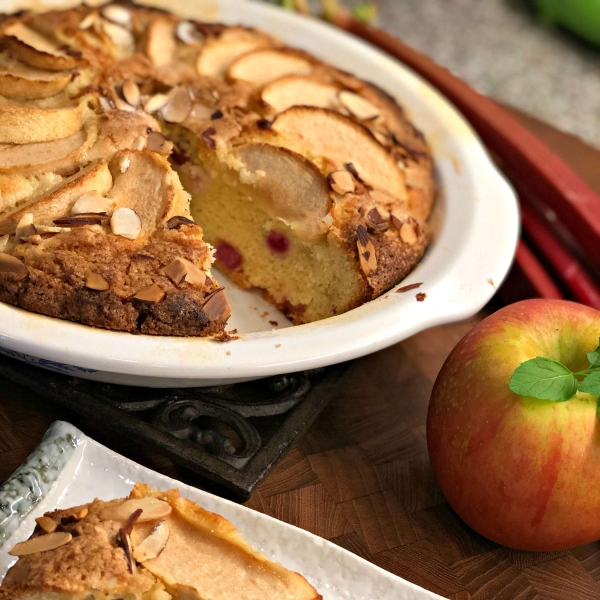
[416,292,427,302]
[269,320,278,326]
[275,344,281,348]
[226,351,231,356]
[487,278,495,288]
[396,282,423,293]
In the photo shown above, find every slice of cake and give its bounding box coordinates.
[0,483,321,600]
[0,2,434,332]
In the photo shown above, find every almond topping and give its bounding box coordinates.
[0,253,28,280]
[166,215,196,229]
[99,95,115,112]
[163,257,206,287]
[131,135,146,151]
[15,213,35,240]
[72,192,114,216]
[327,170,355,195]
[146,131,173,155]
[390,214,403,230]
[9,531,72,556]
[101,5,131,28]
[400,220,419,246]
[0,234,9,253]
[338,91,380,120]
[134,284,165,304]
[110,207,142,240]
[133,520,169,563]
[122,79,140,107]
[176,21,204,45]
[202,288,231,322]
[356,224,377,276]
[85,271,109,291]
[101,21,134,49]
[35,516,57,534]
[119,508,142,575]
[144,93,169,114]
[54,215,105,227]
[100,498,172,523]
[190,104,215,120]
[162,87,192,124]
[36,226,70,234]
[79,12,96,30]
[118,155,131,173]
[365,207,388,235]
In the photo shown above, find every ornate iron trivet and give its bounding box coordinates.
[0,353,348,501]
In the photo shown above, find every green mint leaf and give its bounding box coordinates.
[509,357,579,401]
[587,338,600,370]
[579,371,600,396]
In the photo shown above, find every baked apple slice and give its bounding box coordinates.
[0,126,94,175]
[144,16,177,68]
[271,106,407,199]
[1,24,83,71]
[228,49,313,86]
[196,38,271,77]
[0,161,112,234]
[0,57,72,100]
[232,143,330,241]
[107,150,190,238]
[261,76,339,113]
[0,102,84,144]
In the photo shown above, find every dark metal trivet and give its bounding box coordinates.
[0,353,348,501]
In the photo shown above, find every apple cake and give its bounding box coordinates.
[0,2,434,334]
[0,483,321,599]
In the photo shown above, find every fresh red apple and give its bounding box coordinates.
[427,299,600,551]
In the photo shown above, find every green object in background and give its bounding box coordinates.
[534,0,600,46]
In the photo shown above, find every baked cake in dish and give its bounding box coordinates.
[0,483,321,600]
[0,2,434,334]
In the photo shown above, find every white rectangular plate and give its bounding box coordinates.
[0,422,443,599]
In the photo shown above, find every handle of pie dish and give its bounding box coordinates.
[332,12,600,270]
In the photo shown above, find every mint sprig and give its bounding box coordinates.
[509,339,600,406]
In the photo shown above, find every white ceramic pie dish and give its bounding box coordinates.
[0,421,445,599]
[0,0,519,387]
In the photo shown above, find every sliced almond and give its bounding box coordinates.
[176,21,204,45]
[122,79,140,107]
[356,224,377,276]
[118,155,131,173]
[400,219,419,245]
[101,21,135,53]
[134,284,165,304]
[189,104,216,121]
[71,191,114,215]
[365,207,389,235]
[0,234,9,252]
[261,76,339,114]
[85,271,109,291]
[144,93,169,114]
[146,132,173,155]
[53,215,105,227]
[0,253,28,280]
[133,520,169,563]
[0,103,84,145]
[327,170,355,195]
[228,49,312,86]
[118,508,142,575]
[272,107,406,200]
[9,531,72,556]
[110,207,142,240]
[338,91,380,120]
[36,225,70,234]
[79,12,97,30]
[202,288,231,322]
[166,216,196,229]
[161,87,192,124]
[163,257,206,287]
[131,135,146,151]
[35,516,57,534]
[196,39,269,77]
[145,17,176,67]
[100,498,172,523]
[100,5,131,27]
[15,213,35,239]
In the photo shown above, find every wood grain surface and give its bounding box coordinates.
[1,112,599,599]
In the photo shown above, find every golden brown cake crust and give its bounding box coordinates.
[0,1,435,330]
